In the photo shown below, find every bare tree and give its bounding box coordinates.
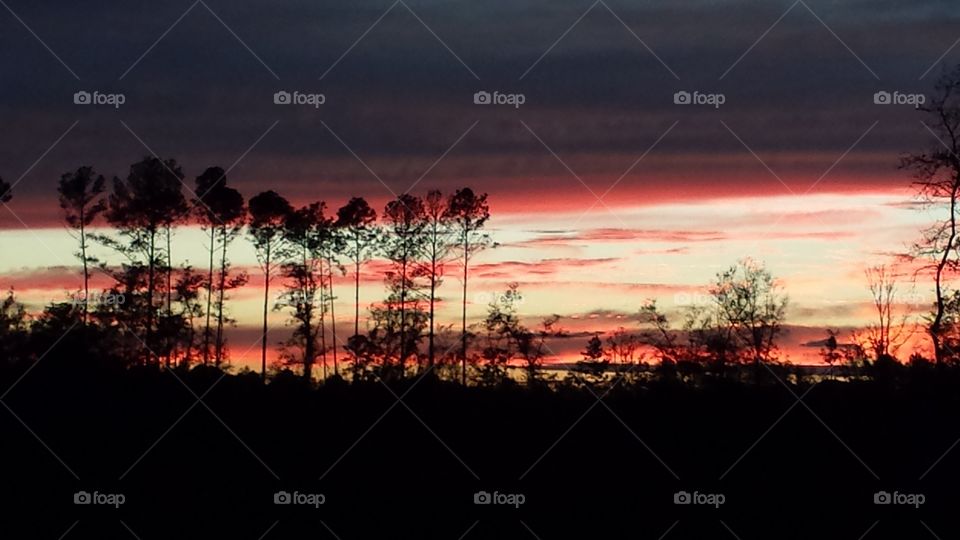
[711,258,788,364]
[517,315,560,388]
[863,265,910,360]
[605,327,640,364]
[638,300,686,364]
[638,260,787,374]
[903,64,960,364]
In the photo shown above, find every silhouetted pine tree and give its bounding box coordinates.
[382,194,428,376]
[101,156,187,363]
[318,214,346,377]
[420,190,455,369]
[57,166,107,324]
[445,188,491,384]
[278,203,324,381]
[248,190,293,382]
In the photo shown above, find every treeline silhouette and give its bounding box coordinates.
[5,67,960,392]
[1,155,817,388]
[2,160,501,385]
[2,156,957,391]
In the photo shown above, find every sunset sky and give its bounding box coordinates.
[2,0,958,367]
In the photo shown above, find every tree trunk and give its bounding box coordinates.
[304,305,314,382]
[146,231,156,365]
[930,179,958,366]
[429,274,436,369]
[302,245,314,382]
[354,236,361,337]
[329,255,338,376]
[165,224,174,367]
[79,211,88,325]
[215,226,228,367]
[261,247,270,384]
[166,225,173,315]
[203,227,215,366]
[184,317,194,368]
[318,256,327,381]
[399,250,408,376]
[428,229,437,368]
[461,233,468,385]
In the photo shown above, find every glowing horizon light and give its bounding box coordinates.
[0,185,938,370]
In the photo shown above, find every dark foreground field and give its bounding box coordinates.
[1,358,958,539]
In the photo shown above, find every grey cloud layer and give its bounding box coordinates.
[1,0,957,204]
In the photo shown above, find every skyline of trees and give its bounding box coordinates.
[2,155,508,382]
[0,160,952,381]
[0,160,951,382]
[0,167,951,382]
[5,68,960,382]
